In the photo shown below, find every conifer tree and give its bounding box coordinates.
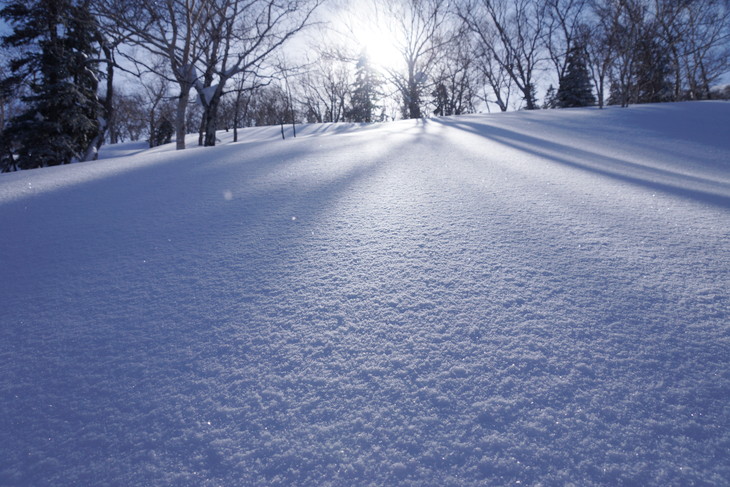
[0,0,104,171]
[542,84,558,109]
[634,32,672,104]
[349,53,381,123]
[432,82,449,116]
[557,45,596,108]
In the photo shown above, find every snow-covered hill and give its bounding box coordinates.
[1,102,729,486]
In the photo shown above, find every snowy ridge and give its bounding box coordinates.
[1,102,729,486]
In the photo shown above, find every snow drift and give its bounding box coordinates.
[1,102,729,486]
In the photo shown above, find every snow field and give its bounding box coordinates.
[0,102,729,486]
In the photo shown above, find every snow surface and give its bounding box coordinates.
[1,102,729,486]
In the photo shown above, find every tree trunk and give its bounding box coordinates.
[99,42,115,150]
[203,93,221,147]
[175,89,190,150]
[149,111,156,148]
[233,90,242,143]
[597,75,605,109]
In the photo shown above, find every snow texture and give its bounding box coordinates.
[1,102,729,486]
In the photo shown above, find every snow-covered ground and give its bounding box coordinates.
[1,102,729,486]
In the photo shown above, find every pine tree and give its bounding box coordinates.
[0,0,104,171]
[542,85,558,109]
[557,46,596,108]
[634,33,673,104]
[432,82,449,116]
[349,53,381,123]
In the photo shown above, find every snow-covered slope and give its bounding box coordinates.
[1,102,729,486]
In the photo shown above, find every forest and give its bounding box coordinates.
[1,0,728,171]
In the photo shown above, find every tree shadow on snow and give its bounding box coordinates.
[432,117,730,209]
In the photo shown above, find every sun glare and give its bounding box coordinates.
[349,19,403,72]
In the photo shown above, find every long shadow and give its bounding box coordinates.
[432,117,730,209]
[3,116,729,485]
[0,123,419,485]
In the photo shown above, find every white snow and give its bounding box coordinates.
[1,101,729,486]
[199,84,219,106]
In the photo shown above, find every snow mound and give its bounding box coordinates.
[1,102,729,485]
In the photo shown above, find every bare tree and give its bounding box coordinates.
[381,0,453,119]
[296,50,352,123]
[584,16,612,108]
[432,33,479,115]
[191,0,323,146]
[228,71,269,141]
[97,0,322,148]
[245,84,290,127]
[651,0,730,100]
[96,0,211,150]
[652,0,690,100]
[594,0,645,106]
[109,90,147,143]
[545,0,590,82]
[680,0,730,99]
[472,42,514,111]
[458,0,548,110]
[138,74,175,147]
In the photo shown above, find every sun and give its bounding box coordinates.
[346,9,403,72]
[355,26,402,71]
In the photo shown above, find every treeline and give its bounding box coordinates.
[1,0,728,171]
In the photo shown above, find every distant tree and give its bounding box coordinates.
[606,78,622,105]
[0,49,24,134]
[584,17,613,109]
[245,85,290,127]
[228,72,269,141]
[633,26,673,103]
[679,0,730,100]
[96,0,206,150]
[432,82,449,116]
[383,0,452,119]
[1,0,104,171]
[349,52,382,122]
[458,0,547,110]
[652,0,730,101]
[139,74,176,147]
[557,44,596,107]
[185,101,203,142]
[191,0,322,146]
[152,117,174,146]
[109,90,147,143]
[215,94,233,133]
[542,84,558,108]
[711,84,730,99]
[298,50,352,123]
[473,49,513,112]
[545,0,590,84]
[431,33,478,116]
[602,0,648,107]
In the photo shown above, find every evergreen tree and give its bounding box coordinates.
[349,53,381,123]
[607,80,623,106]
[152,117,174,148]
[557,45,596,108]
[0,0,104,171]
[634,32,673,104]
[432,83,448,116]
[542,84,558,109]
